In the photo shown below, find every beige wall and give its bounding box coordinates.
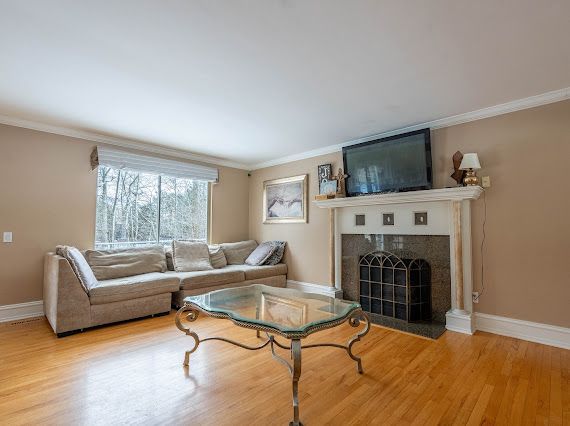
[249,100,570,328]
[0,124,249,306]
[210,166,250,244]
[249,152,342,285]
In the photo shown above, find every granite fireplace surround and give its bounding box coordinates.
[342,234,451,338]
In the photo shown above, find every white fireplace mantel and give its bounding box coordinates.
[313,186,483,208]
[313,186,484,335]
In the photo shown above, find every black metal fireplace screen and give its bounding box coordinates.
[359,251,431,322]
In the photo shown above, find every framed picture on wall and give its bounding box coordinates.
[263,174,308,224]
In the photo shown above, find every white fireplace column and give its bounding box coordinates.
[445,199,476,334]
[315,186,483,335]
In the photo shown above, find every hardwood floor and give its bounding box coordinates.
[0,313,568,425]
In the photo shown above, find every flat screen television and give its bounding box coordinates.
[342,128,432,196]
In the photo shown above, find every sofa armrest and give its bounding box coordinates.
[43,253,91,334]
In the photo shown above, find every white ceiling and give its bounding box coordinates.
[1,1,569,169]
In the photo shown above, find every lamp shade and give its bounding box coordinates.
[459,153,481,170]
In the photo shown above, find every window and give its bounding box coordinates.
[95,166,209,249]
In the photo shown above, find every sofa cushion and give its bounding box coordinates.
[239,264,288,280]
[245,241,278,266]
[220,240,258,265]
[209,246,228,269]
[56,245,98,292]
[172,241,213,272]
[169,267,245,290]
[89,272,180,305]
[84,246,167,280]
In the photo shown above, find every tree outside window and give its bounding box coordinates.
[95,166,208,249]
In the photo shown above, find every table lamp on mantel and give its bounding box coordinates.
[459,153,481,186]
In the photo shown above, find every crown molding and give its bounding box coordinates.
[1,87,568,171]
[251,87,570,170]
[0,115,250,170]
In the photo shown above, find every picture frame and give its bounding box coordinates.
[319,179,338,195]
[263,174,308,224]
[317,163,332,193]
[260,293,308,328]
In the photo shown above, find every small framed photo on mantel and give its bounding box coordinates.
[317,163,332,192]
[319,179,338,196]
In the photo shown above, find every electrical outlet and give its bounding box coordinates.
[472,291,479,303]
[481,176,491,188]
[3,232,13,243]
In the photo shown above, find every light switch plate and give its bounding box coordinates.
[481,176,491,188]
[3,232,13,243]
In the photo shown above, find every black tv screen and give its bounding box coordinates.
[343,128,432,196]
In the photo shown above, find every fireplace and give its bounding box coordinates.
[313,186,484,335]
[359,251,431,322]
[343,234,450,338]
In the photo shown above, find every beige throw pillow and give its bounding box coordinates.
[84,246,167,280]
[172,241,213,272]
[209,246,228,269]
[220,240,258,265]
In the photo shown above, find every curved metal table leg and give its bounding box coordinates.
[175,304,201,366]
[347,309,370,374]
[290,339,302,426]
[300,308,370,374]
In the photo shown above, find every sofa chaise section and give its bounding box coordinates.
[44,253,177,336]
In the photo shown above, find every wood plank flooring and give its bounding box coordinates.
[0,313,568,425]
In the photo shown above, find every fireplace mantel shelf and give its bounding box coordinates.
[313,186,483,208]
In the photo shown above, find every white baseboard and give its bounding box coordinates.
[475,313,570,350]
[0,300,44,323]
[2,299,567,350]
[286,280,343,298]
[445,310,475,335]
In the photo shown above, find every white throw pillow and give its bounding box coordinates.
[56,245,98,291]
[245,241,279,266]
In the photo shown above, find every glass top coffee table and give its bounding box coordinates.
[175,284,370,426]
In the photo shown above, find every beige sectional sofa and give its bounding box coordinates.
[44,241,287,336]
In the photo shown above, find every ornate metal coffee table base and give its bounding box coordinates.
[175,304,370,426]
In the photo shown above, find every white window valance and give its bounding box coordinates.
[90,146,219,182]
